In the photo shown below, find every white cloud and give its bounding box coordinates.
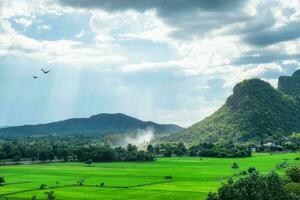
[222,62,284,88]
[0,18,126,66]
[75,30,85,38]
[14,18,33,27]
[37,25,51,30]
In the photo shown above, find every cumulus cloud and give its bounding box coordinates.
[14,18,33,27]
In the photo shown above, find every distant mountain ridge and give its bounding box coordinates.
[166,70,300,144]
[0,113,184,136]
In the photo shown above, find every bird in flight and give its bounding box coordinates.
[32,76,38,79]
[41,68,50,74]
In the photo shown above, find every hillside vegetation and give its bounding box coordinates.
[167,70,300,144]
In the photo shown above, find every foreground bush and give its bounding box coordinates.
[206,172,300,200]
[285,182,300,196]
[286,166,300,183]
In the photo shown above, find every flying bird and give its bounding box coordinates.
[41,68,50,74]
[32,76,38,79]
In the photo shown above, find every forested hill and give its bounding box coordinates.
[166,70,300,144]
[0,113,183,136]
[278,70,300,98]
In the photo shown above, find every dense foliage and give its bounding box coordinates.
[286,166,300,183]
[0,137,254,164]
[206,172,300,200]
[189,142,251,158]
[278,70,300,98]
[0,136,154,163]
[166,72,300,145]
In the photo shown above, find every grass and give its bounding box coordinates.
[0,153,299,200]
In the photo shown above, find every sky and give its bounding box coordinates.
[0,0,300,127]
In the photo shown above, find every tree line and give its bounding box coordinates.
[0,137,253,164]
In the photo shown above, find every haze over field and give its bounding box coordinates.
[1,0,300,128]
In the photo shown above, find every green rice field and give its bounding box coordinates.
[0,153,299,200]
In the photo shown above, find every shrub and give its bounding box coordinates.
[77,178,85,186]
[248,167,256,174]
[231,162,239,170]
[45,191,55,200]
[276,160,288,169]
[39,184,47,189]
[84,159,93,166]
[240,171,247,175]
[285,183,300,195]
[0,176,5,186]
[164,176,173,180]
[286,166,300,183]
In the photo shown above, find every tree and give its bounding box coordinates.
[147,145,154,153]
[231,162,239,170]
[206,172,300,200]
[13,155,21,162]
[286,166,300,183]
[77,178,85,186]
[127,144,137,152]
[45,191,55,200]
[0,176,5,186]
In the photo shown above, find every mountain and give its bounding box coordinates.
[0,113,183,136]
[278,70,300,98]
[166,71,300,144]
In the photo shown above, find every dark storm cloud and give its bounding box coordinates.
[57,0,246,13]
[57,0,248,38]
[244,21,300,46]
[232,50,300,65]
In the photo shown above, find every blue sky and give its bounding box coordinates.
[0,0,300,127]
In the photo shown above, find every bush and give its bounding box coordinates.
[84,159,93,166]
[286,166,300,183]
[240,171,247,175]
[248,167,256,174]
[285,183,300,195]
[39,184,47,189]
[231,162,239,170]
[206,172,300,200]
[0,176,5,186]
[276,160,288,169]
[77,178,85,186]
[164,176,173,180]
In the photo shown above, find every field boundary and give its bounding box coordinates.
[0,180,173,197]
